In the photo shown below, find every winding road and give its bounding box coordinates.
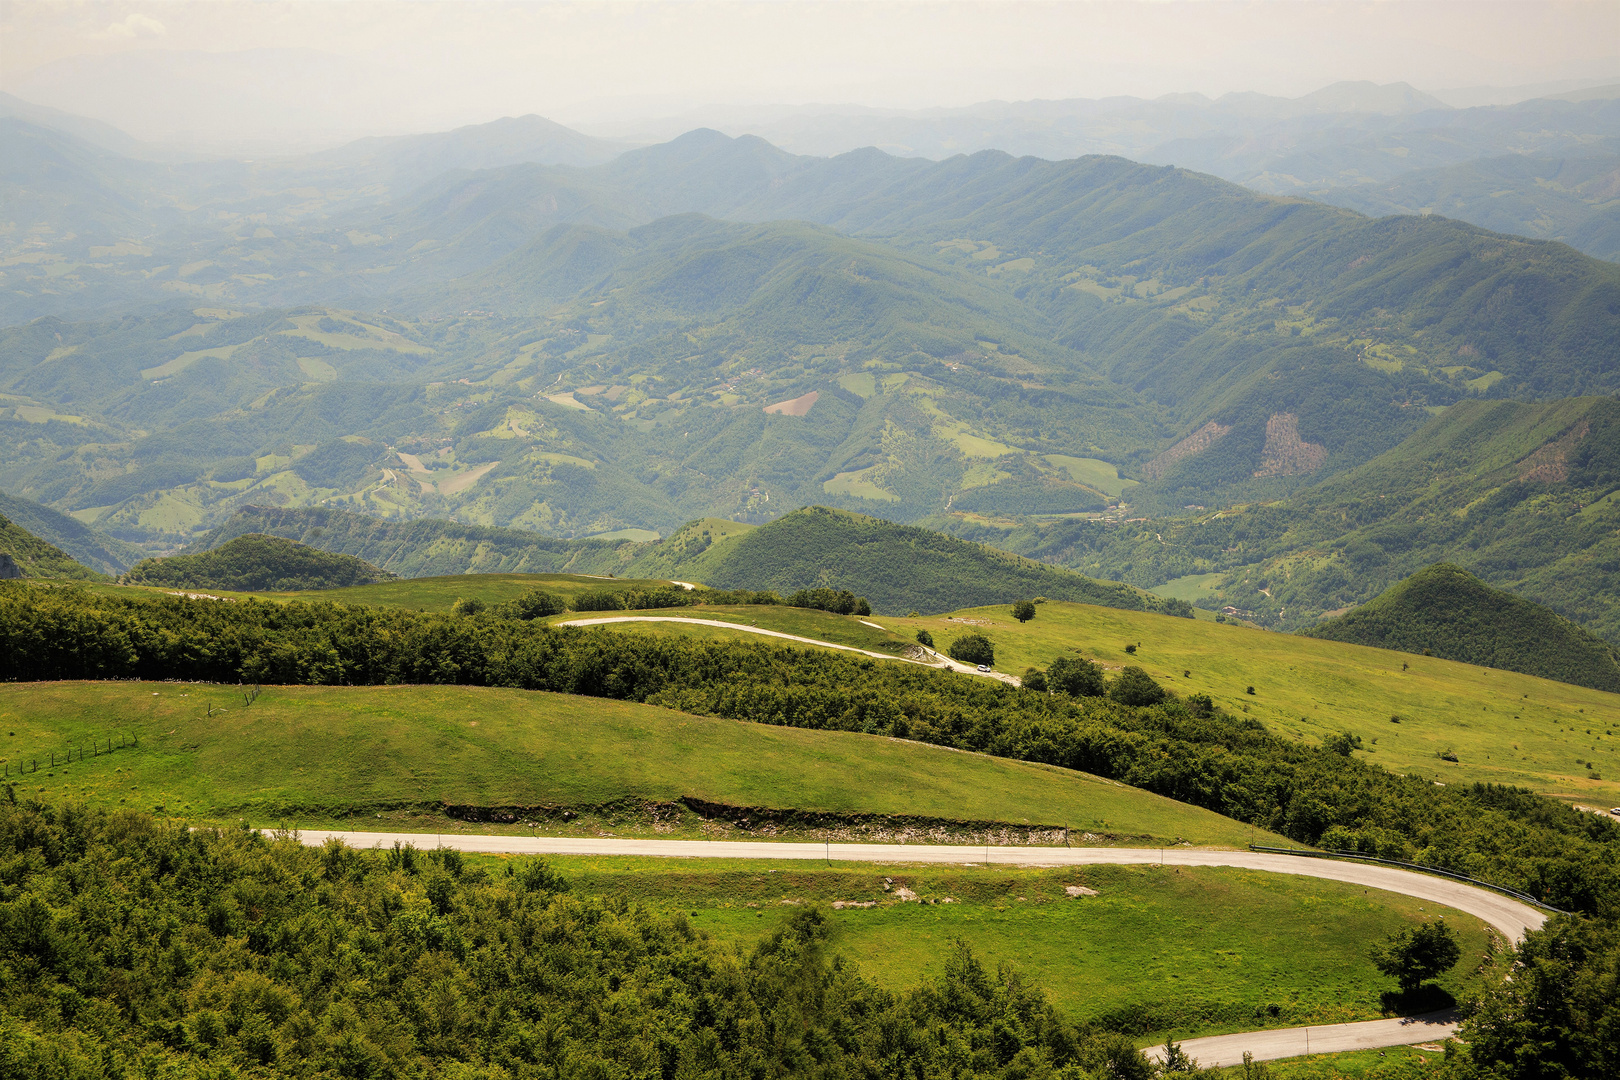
[287,831,1538,1064]
[558,615,1023,685]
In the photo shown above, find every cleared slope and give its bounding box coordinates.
[1305,564,1620,693]
[859,600,1620,804]
[0,681,1265,847]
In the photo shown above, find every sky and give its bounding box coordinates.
[1,1,1616,151]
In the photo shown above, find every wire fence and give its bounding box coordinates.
[3,733,139,778]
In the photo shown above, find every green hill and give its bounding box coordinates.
[0,489,143,573]
[943,395,1620,642]
[123,534,394,592]
[1304,563,1620,693]
[192,505,648,577]
[628,506,1188,617]
[0,512,102,580]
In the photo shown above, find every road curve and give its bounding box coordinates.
[1144,1011,1460,1068]
[284,832,1543,940]
[283,832,1539,1064]
[557,615,1021,684]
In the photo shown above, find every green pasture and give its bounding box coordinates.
[0,681,1268,846]
[93,572,676,611]
[488,854,1496,1042]
[551,604,913,653]
[863,602,1620,803]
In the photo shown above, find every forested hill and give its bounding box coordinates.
[193,505,647,578]
[1305,563,1620,693]
[123,534,394,592]
[0,513,101,580]
[0,489,142,574]
[629,506,1188,617]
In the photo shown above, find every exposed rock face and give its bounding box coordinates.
[1253,413,1328,478]
[1143,420,1232,479]
[1518,420,1590,484]
[0,553,21,579]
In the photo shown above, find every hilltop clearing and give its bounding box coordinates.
[861,599,1620,805]
[1306,564,1620,693]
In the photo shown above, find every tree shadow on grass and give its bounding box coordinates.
[1381,984,1457,1016]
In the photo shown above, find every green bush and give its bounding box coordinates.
[915,628,935,648]
[947,632,994,666]
[1108,666,1167,707]
[1046,655,1105,698]
[496,587,567,620]
[0,803,1150,1080]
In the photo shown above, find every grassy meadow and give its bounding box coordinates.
[551,603,914,653]
[870,602,1620,804]
[89,571,676,612]
[486,854,1498,1042]
[0,681,1269,846]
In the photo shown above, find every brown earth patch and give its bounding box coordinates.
[1253,413,1328,478]
[1143,420,1232,479]
[764,390,819,416]
[1518,420,1590,484]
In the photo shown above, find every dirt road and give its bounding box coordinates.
[558,615,1022,684]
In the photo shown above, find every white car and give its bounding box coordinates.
[976,664,991,672]
[1611,807,1620,816]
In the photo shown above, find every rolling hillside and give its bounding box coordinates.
[0,513,100,580]
[0,489,142,572]
[624,506,1187,617]
[192,505,645,577]
[942,396,1620,642]
[1304,564,1620,693]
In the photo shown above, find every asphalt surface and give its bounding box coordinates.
[557,615,1022,684]
[285,832,1543,941]
[1143,1011,1462,1068]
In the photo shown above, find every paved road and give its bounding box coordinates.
[283,832,1540,1063]
[1144,1011,1461,1068]
[284,832,1543,940]
[559,615,1023,685]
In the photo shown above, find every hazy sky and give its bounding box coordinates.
[2,1,1615,148]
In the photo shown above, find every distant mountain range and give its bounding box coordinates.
[1,88,1616,644]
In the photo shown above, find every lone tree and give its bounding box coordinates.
[947,633,994,667]
[1108,666,1167,707]
[1046,655,1105,697]
[1371,919,1461,995]
[915,629,934,648]
[1012,599,1037,623]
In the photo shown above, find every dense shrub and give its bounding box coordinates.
[786,587,871,616]
[496,587,567,620]
[0,803,1153,1080]
[1108,667,1167,707]
[1046,655,1105,698]
[948,633,995,666]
